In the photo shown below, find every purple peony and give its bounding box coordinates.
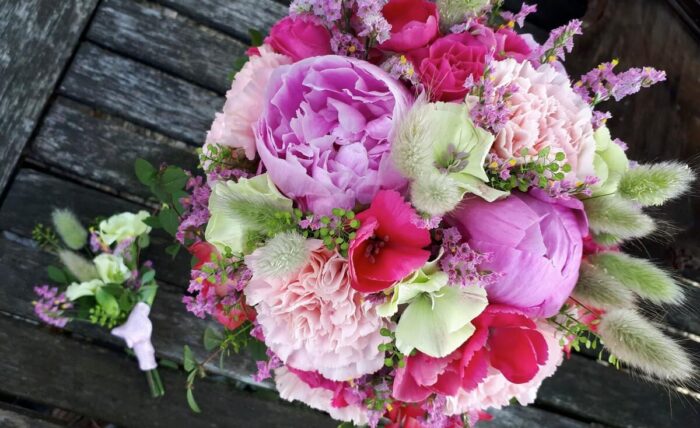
[449,189,588,317]
[255,55,412,214]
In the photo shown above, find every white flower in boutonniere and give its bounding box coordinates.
[98,210,151,245]
[94,253,131,284]
[65,278,105,301]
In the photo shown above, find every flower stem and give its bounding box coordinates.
[146,369,165,398]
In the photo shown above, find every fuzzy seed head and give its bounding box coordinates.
[245,231,313,279]
[588,252,684,305]
[598,308,693,382]
[584,195,655,240]
[573,261,636,309]
[392,103,435,179]
[618,162,695,206]
[410,173,462,217]
[58,250,99,282]
[52,209,88,250]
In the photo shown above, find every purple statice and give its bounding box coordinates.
[366,410,382,428]
[469,80,519,134]
[363,292,388,305]
[330,30,365,58]
[531,19,582,64]
[613,138,628,151]
[500,3,537,28]
[250,319,266,342]
[253,349,282,382]
[176,175,211,244]
[423,395,448,428]
[591,110,612,129]
[546,175,599,199]
[206,167,249,184]
[381,55,421,87]
[33,285,72,328]
[89,231,109,253]
[354,0,391,45]
[113,237,134,261]
[183,264,218,318]
[290,0,343,25]
[440,228,500,289]
[410,213,442,230]
[575,60,666,106]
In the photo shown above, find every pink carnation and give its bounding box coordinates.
[274,367,369,425]
[244,240,386,381]
[488,59,596,179]
[205,45,292,160]
[444,324,564,414]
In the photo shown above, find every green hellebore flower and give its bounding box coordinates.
[592,126,629,196]
[94,254,131,284]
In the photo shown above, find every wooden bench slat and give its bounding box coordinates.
[154,0,285,40]
[59,42,222,145]
[0,403,65,428]
[87,0,244,94]
[0,314,335,428]
[0,0,98,194]
[31,97,199,201]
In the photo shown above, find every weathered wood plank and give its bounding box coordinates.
[488,405,591,428]
[0,0,98,194]
[0,169,192,287]
[30,97,198,200]
[0,404,64,428]
[59,42,222,145]
[0,314,335,428]
[87,0,244,94]
[154,0,286,40]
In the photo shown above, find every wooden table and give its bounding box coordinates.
[0,1,698,427]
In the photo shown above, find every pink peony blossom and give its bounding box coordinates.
[245,240,386,381]
[378,0,440,53]
[449,189,588,318]
[266,16,332,62]
[255,55,411,214]
[488,58,596,178]
[444,323,564,414]
[275,366,369,426]
[206,45,292,160]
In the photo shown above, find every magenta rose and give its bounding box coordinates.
[448,189,588,317]
[256,55,411,214]
[378,0,440,53]
[266,16,332,62]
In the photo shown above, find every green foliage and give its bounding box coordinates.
[51,209,88,250]
[598,308,693,381]
[134,158,188,221]
[573,261,636,309]
[486,147,573,193]
[549,305,601,354]
[618,161,695,206]
[299,208,361,257]
[226,28,265,81]
[583,195,655,240]
[47,265,70,285]
[32,223,60,252]
[588,252,683,305]
[378,328,410,369]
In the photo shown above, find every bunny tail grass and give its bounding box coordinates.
[52,209,88,250]
[583,196,655,240]
[244,231,312,278]
[618,162,695,206]
[410,173,462,217]
[573,262,635,309]
[598,308,693,382]
[58,250,99,283]
[589,252,684,305]
[391,101,434,179]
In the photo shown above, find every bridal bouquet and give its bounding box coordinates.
[164,0,694,425]
[32,209,164,397]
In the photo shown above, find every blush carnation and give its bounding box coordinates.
[444,324,564,414]
[206,45,292,160]
[245,240,386,381]
[255,55,411,214]
[488,59,596,179]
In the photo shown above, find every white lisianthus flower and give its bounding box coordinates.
[98,210,151,245]
[65,278,105,301]
[94,254,131,284]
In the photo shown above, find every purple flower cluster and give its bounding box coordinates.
[253,349,283,382]
[500,3,537,28]
[440,228,501,289]
[354,0,391,44]
[532,19,582,64]
[546,175,598,198]
[290,0,343,25]
[381,55,421,86]
[468,74,519,134]
[183,265,217,318]
[183,257,250,319]
[176,175,211,244]
[574,60,666,105]
[33,285,71,328]
[411,214,443,230]
[330,31,365,57]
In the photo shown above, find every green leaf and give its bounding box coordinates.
[95,287,120,318]
[247,339,268,361]
[249,28,264,47]
[142,215,161,229]
[138,285,158,306]
[134,158,157,186]
[159,359,179,370]
[186,388,201,413]
[203,326,224,352]
[47,265,69,285]
[137,233,150,249]
[158,208,179,236]
[140,270,156,284]
[165,243,181,259]
[183,345,196,372]
[160,166,189,193]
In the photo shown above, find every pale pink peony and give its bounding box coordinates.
[488,59,596,179]
[205,45,292,160]
[444,324,564,414]
[245,240,386,381]
[274,367,369,425]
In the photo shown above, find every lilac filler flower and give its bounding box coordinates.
[256,55,412,214]
[33,285,72,328]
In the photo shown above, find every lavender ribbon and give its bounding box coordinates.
[111,302,157,371]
